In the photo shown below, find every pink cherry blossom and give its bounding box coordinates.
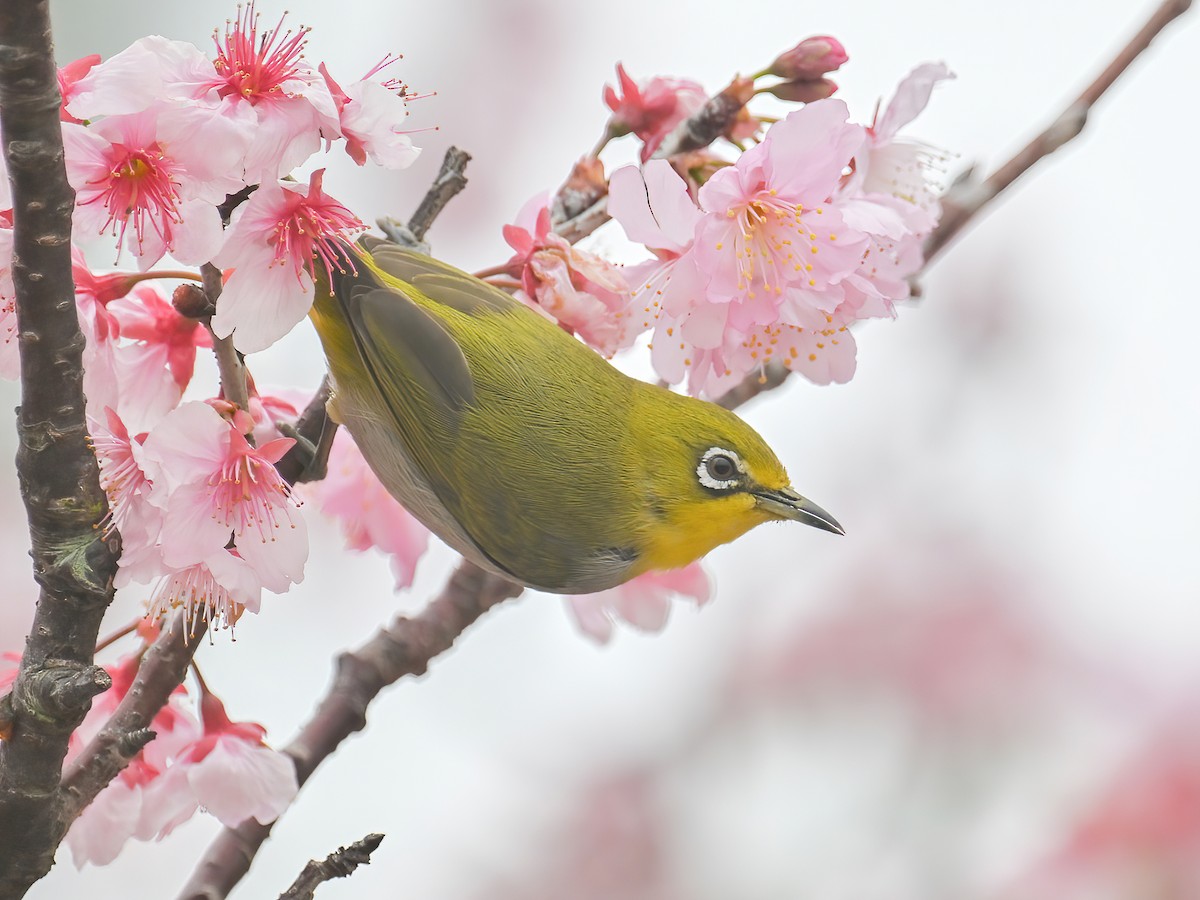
[319,59,422,170]
[65,770,144,867]
[147,550,264,631]
[693,100,867,309]
[72,246,133,343]
[604,64,707,160]
[67,7,336,184]
[610,100,874,395]
[304,430,429,591]
[111,282,211,392]
[66,36,227,119]
[57,54,101,124]
[139,692,297,836]
[90,406,164,558]
[834,62,954,319]
[608,159,703,329]
[503,195,639,357]
[140,401,306,593]
[211,169,364,352]
[62,110,233,268]
[208,4,340,181]
[871,61,955,147]
[246,387,301,447]
[64,653,202,868]
[847,61,955,238]
[567,562,712,644]
[83,283,210,433]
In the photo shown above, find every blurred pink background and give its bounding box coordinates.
[3,0,1196,896]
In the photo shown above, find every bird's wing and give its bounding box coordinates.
[326,262,526,581]
[359,237,518,316]
[349,281,477,419]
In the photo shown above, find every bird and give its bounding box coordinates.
[309,235,843,594]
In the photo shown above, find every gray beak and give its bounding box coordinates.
[754,487,845,535]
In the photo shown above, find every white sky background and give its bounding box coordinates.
[6,0,1197,897]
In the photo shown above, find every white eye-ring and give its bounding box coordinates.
[697,447,744,490]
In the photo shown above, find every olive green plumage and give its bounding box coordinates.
[309,236,841,593]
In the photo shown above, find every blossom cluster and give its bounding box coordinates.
[505,60,953,398]
[0,641,297,868]
[0,3,427,629]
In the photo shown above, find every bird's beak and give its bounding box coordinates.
[754,487,845,535]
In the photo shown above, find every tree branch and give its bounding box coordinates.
[276,832,385,900]
[378,145,471,248]
[924,0,1192,261]
[176,560,523,900]
[0,1,122,893]
[201,262,250,414]
[654,76,755,159]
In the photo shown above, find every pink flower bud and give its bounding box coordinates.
[766,36,848,80]
[765,77,839,103]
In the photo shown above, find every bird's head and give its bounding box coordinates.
[630,386,843,574]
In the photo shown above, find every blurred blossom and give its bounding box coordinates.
[567,562,711,643]
[738,550,1072,733]
[302,429,430,591]
[1008,703,1200,900]
[471,771,680,900]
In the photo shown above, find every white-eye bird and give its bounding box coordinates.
[309,236,842,593]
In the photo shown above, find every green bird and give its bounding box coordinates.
[309,236,842,593]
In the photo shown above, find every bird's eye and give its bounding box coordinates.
[697,447,743,490]
[706,454,737,481]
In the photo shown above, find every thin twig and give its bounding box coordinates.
[177,560,523,900]
[407,146,471,242]
[277,833,385,900]
[0,0,122,892]
[201,263,251,414]
[552,196,612,245]
[924,0,1192,261]
[716,361,791,411]
[654,76,755,159]
[378,145,472,248]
